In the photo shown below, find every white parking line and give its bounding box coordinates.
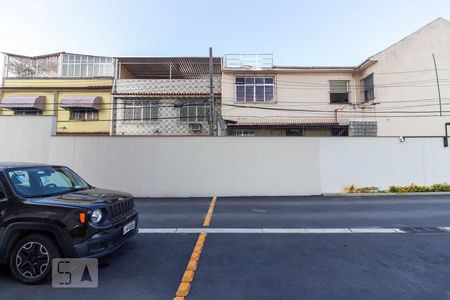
[138,227,411,234]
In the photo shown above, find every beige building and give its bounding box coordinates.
[221,18,450,137]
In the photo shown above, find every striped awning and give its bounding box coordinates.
[60,96,102,110]
[0,95,46,110]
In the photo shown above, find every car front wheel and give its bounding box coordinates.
[9,234,61,284]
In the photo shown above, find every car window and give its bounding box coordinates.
[0,183,5,200]
[39,171,73,187]
[7,166,90,198]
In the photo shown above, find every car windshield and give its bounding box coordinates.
[6,166,90,198]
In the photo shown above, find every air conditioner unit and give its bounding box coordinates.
[189,123,202,131]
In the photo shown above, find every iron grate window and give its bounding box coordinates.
[235,77,274,103]
[13,109,43,116]
[180,103,210,122]
[69,109,99,120]
[123,100,158,121]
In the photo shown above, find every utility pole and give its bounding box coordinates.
[209,47,216,136]
[432,53,442,116]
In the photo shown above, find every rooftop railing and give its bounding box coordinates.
[224,54,273,69]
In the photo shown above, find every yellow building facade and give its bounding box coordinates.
[0,52,115,135]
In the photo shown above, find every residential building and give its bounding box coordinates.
[221,18,450,137]
[111,56,221,136]
[0,52,114,135]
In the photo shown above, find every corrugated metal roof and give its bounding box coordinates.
[118,57,222,79]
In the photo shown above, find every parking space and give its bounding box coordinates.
[136,197,212,228]
[2,195,450,299]
[191,234,450,300]
[0,234,197,300]
[211,195,450,228]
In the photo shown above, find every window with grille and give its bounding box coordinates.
[123,101,158,121]
[229,129,255,136]
[180,103,210,122]
[235,77,274,103]
[13,109,43,116]
[362,74,375,101]
[329,80,349,103]
[69,109,99,120]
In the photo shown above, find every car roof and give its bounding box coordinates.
[0,162,55,170]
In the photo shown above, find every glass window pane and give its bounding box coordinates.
[255,86,265,101]
[330,80,348,93]
[265,77,274,84]
[151,103,158,120]
[197,106,205,121]
[205,106,210,122]
[255,78,264,84]
[245,86,254,102]
[245,77,255,84]
[62,65,68,77]
[265,86,274,102]
[188,105,196,122]
[236,86,245,102]
[93,64,100,76]
[180,107,188,122]
[235,77,245,84]
[81,64,87,77]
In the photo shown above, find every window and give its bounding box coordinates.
[69,109,99,120]
[229,129,255,136]
[362,74,375,101]
[235,77,274,102]
[13,109,43,116]
[329,80,349,103]
[0,182,6,200]
[123,101,158,121]
[7,166,89,198]
[180,103,210,122]
[61,54,114,77]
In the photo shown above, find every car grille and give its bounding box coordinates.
[109,197,135,220]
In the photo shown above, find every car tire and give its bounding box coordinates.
[9,234,61,284]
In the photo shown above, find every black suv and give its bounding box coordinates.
[0,163,138,284]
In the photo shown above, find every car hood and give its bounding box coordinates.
[31,188,133,209]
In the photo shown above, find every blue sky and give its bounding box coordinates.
[0,0,449,75]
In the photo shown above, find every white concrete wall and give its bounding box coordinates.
[1,118,450,197]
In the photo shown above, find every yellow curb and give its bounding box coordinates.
[176,282,191,297]
[191,251,201,261]
[186,260,198,271]
[182,270,195,283]
[174,297,185,300]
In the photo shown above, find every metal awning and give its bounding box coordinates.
[117,57,222,79]
[0,95,46,110]
[60,96,102,110]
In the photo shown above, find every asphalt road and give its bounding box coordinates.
[2,195,450,300]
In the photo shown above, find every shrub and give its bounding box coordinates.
[388,183,450,193]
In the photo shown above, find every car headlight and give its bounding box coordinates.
[91,209,103,223]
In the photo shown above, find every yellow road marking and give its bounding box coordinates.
[173,196,217,300]
[203,196,217,227]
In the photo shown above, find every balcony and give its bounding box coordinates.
[224,54,273,69]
